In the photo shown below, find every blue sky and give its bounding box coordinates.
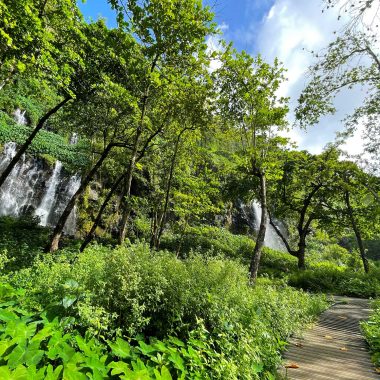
[78,0,274,52]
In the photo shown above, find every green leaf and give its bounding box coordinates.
[62,296,77,309]
[168,351,185,372]
[0,339,14,357]
[108,360,131,376]
[44,364,63,380]
[168,337,185,348]
[0,365,28,380]
[137,341,156,356]
[0,308,17,322]
[108,338,133,359]
[7,345,26,369]
[154,366,173,380]
[252,362,264,374]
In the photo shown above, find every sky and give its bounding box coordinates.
[79,0,368,155]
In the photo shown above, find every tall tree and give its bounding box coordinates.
[215,47,288,282]
[46,22,141,252]
[268,149,339,269]
[0,0,83,86]
[297,1,380,172]
[114,0,215,245]
[327,160,380,272]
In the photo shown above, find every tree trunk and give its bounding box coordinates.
[47,143,114,252]
[297,240,306,270]
[345,190,369,273]
[0,96,71,189]
[249,172,268,284]
[153,133,182,249]
[80,171,126,252]
[118,132,141,245]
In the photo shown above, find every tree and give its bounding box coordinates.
[268,149,339,269]
[46,22,142,252]
[0,15,101,189]
[215,47,288,282]
[0,0,83,86]
[297,2,380,172]
[323,0,380,31]
[326,160,380,272]
[112,0,215,245]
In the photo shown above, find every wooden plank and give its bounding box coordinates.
[280,297,379,379]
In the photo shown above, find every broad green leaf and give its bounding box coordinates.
[62,296,77,309]
[138,341,156,356]
[168,351,185,372]
[108,360,131,375]
[0,364,28,380]
[108,338,132,359]
[154,366,173,380]
[0,308,17,322]
[44,364,63,380]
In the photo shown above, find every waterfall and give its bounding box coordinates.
[0,111,81,234]
[236,200,286,251]
[0,141,80,235]
[35,161,63,225]
[63,174,81,235]
[69,132,78,145]
[251,201,286,251]
[0,143,41,218]
[13,109,27,125]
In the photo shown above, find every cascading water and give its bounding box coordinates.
[0,143,42,218]
[35,161,63,225]
[237,200,286,251]
[14,108,27,125]
[69,133,78,145]
[251,201,286,251]
[0,114,81,235]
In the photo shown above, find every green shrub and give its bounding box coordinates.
[361,299,380,368]
[0,281,263,380]
[0,216,50,272]
[160,226,297,276]
[10,243,328,377]
[288,264,380,298]
[160,226,255,262]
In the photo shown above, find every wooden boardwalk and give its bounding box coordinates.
[281,297,379,380]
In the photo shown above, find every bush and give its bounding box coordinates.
[288,263,380,298]
[160,226,255,262]
[9,243,328,377]
[0,216,50,272]
[160,226,297,275]
[0,112,90,172]
[0,282,259,380]
[361,299,380,368]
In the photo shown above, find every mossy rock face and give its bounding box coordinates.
[0,111,90,172]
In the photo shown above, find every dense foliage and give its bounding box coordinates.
[0,241,328,379]
[0,0,380,377]
[362,300,380,368]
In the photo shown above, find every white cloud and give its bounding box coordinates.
[243,0,368,154]
[206,23,229,72]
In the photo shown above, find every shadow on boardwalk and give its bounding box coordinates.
[280,297,379,380]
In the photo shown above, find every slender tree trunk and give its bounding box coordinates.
[150,210,159,248]
[249,172,268,283]
[80,171,126,252]
[153,133,182,249]
[47,143,114,252]
[118,129,142,245]
[345,190,369,273]
[0,96,71,189]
